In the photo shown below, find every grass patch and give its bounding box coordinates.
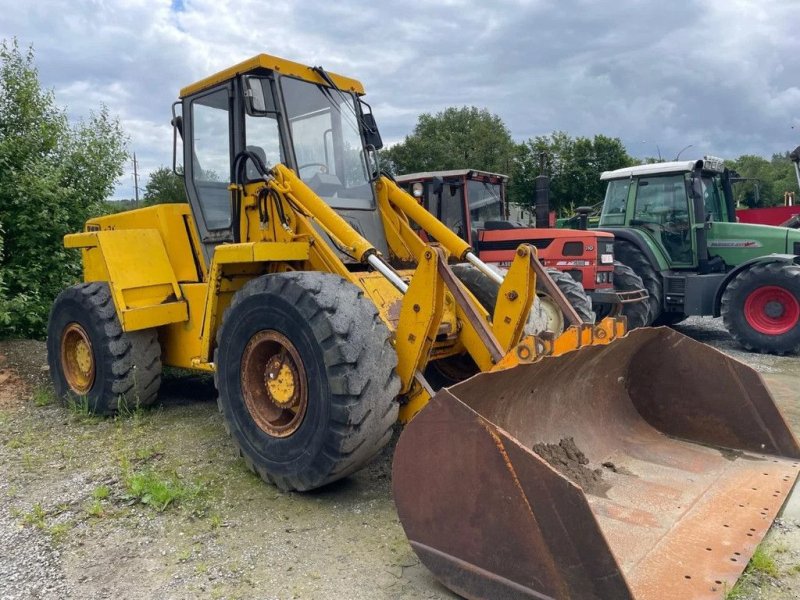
[21,503,46,529]
[748,545,779,577]
[92,484,111,500]
[65,395,100,423]
[48,522,73,544]
[32,386,54,407]
[123,468,203,512]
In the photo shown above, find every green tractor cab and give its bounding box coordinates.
[596,156,800,353]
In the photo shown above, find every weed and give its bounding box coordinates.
[92,485,111,500]
[32,386,54,407]
[748,546,779,577]
[86,499,104,518]
[123,468,202,512]
[5,437,24,449]
[66,395,99,423]
[48,522,73,544]
[209,513,222,529]
[21,503,46,529]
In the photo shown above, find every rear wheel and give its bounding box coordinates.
[47,282,161,414]
[721,263,800,354]
[214,272,400,491]
[614,240,662,325]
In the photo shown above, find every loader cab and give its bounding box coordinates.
[175,54,385,263]
[395,170,507,247]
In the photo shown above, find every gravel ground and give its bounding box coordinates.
[0,318,798,600]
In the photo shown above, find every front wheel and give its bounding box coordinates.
[214,272,400,491]
[594,261,650,329]
[721,263,800,354]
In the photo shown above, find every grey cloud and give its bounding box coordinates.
[1,0,798,198]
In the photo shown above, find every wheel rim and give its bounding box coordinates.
[538,295,566,336]
[744,285,800,335]
[60,323,95,394]
[241,330,308,438]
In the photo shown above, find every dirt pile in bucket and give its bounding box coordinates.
[532,437,609,496]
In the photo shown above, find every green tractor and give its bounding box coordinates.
[596,156,800,354]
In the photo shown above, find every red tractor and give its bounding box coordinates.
[395,169,649,329]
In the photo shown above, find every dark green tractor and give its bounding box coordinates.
[597,156,800,354]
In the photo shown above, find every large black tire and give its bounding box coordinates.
[214,272,400,491]
[594,261,650,329]
[720,262,800,354]
[450,264,594,327]
[47,282,162,414]
[614,240,662,325]
[541,268,595,326]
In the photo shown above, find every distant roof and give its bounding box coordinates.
[601,160,705,180]
[395,169,508,182]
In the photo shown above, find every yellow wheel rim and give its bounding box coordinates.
[61,323,95,394]
[241,330,308,438]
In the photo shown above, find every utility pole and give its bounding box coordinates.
[133,153,140,207]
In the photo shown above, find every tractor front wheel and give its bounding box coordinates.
[615,240,662,325]
[721,263,800,354]
[47,282,162,414]
[214,272,400,491]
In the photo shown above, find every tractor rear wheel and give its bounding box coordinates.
[47,282,162,414]
[614,240,662,325]
[450,263,594,335]
[214,272,400,491]
[594,261,650,329]
[721,262,800,354]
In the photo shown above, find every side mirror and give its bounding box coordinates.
[361,113,383,150]
[243,77,268,115]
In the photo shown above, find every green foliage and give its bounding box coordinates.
[509,132,634,214]
[0,39,128,339]
[382,106,516,176]
[143,166,186,206]
[32,385,54,407]
[123,468,202,511]
[727,153,799,208]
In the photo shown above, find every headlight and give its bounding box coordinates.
[412,182,424,198]
[600,253,614,264]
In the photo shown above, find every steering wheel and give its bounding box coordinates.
[298,163,328,177]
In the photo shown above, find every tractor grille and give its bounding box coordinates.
[665,278,686,295]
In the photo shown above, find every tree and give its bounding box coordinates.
[508,132,634,213]
[382,106,516,175]
[0,39,127,338]
[143,166,186,206]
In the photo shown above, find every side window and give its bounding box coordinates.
[191,89,231,230]
[244,78,282,178]
[440,184,466,239]
[600,180,630,225]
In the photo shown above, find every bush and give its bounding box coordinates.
[0,39,127,338]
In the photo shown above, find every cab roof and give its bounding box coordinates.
[601,159,710,181]
[395,169,508,182]
[180,53,366,98]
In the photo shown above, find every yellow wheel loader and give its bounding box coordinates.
[47,54,800,599]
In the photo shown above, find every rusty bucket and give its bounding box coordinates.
[392,327,800,599]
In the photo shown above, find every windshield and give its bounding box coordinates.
[600,179,631,225]
[701,173,725,221]
[466,180,503,225]
[280,76,373,209]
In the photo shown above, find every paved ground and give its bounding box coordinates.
[0,317,798,599]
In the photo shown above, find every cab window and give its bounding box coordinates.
[191,88,232,230]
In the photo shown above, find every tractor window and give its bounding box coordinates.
[600,179,631,225]
[633,174,693,264]
[466,180,503,226]
[440,182,466,239]
[191,88,232,230]
[701,173,725,222]
[245,113,282,178]
[280,76,373,209]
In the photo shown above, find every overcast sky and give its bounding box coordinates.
[3,0,799,199]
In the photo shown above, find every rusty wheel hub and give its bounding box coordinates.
[61,323,95,394]
[241,331,307,437]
